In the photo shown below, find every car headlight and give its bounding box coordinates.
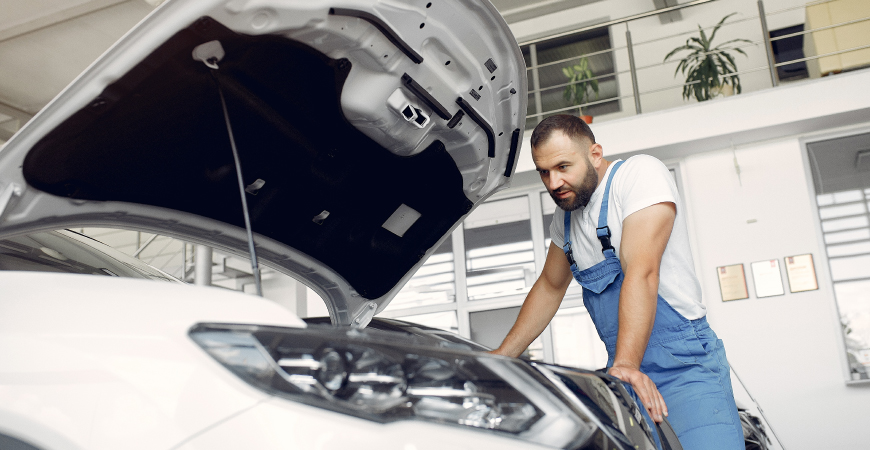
[190,323,596,448]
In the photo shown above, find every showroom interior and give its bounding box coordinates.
[1,0,869,448]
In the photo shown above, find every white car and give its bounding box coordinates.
[0,1,678,449]
[1,230,680,450]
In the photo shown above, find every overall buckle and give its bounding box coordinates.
[596,226,615,253]
[563,242,577,267]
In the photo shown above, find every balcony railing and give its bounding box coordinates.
[521,0,870,127]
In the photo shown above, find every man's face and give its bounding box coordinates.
[533,131,599,211]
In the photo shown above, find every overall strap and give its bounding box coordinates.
[563,160,625,266]
[563,209,576,267]
[596,160,624,257]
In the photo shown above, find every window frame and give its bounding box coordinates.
[800,125,870,385]
[522,26,621,129]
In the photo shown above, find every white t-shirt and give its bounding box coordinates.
[549,155,706,320]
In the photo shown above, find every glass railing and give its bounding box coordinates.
[521,0,870,127]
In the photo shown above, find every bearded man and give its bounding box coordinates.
[490,114,744,450]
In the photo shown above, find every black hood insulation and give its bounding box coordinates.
[23,17,473,299]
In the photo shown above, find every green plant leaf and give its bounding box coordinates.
[689,36,708,51]
[561,56,600,113]
[707,12,737,46]
[714,38,753,48]
[698,28,709,49]
[666,13,748,102]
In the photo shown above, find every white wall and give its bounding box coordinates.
[682,138,869,449]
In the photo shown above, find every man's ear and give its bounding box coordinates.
[588,142,605,168]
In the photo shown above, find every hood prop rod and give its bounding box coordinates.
[209,65,263,297]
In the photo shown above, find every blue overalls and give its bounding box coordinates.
[562,161,744,450]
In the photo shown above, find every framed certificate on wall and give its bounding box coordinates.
[784,254,819,293]
[751,259,785,298]
[717,264,749,301]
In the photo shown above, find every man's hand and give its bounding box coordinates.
[608,365,668,423]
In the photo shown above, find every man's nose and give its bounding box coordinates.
[548,173,563,191]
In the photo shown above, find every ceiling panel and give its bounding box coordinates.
[0,0,154,114]
[491,0,603,24]
[0,0,126,38]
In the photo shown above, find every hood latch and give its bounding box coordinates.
[351,301,378,329]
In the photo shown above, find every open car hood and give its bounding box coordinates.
[0,0,526,326]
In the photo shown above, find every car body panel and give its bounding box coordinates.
[0,272,300,450]
[304,316,491,351]
[176,397,553,450]
[0,271,626,450]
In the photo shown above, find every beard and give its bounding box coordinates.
[549,160,598,211]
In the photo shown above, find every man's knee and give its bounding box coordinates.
[665,392,742,449]
[675,421,744,450]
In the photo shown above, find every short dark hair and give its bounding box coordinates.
[530,114,595,149]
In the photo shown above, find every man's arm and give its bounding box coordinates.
[608,201,676,423]
[490,241,573,357]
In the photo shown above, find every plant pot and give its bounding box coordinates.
[580,115,593,124]
[711,84,734,98]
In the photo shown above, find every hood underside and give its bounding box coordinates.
[0,0,527,325]
[23,17,472,301]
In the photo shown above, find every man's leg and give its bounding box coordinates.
[644,326,744,449]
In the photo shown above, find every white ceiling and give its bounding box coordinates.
[492,0,602,24]
[0,0,157,140]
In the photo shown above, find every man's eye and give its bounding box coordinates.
[559,165,568,170]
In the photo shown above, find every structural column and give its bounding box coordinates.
[194,245,213,286]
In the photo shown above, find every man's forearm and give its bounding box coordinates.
[608,202,675,422]
[612,271,659,369]
[492,279,564,357]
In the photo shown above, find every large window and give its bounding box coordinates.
[523,27,620,129]
[770,25,809,82]
[551,307,608,370]
[807,132,870,380]
[389,236,455,308]
[394,310,459,335]
[469,306,544,360]
[542,190,556,248]
[464,196,536,300]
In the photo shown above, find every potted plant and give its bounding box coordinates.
[562,57,599,123]
[664,13,752,102]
